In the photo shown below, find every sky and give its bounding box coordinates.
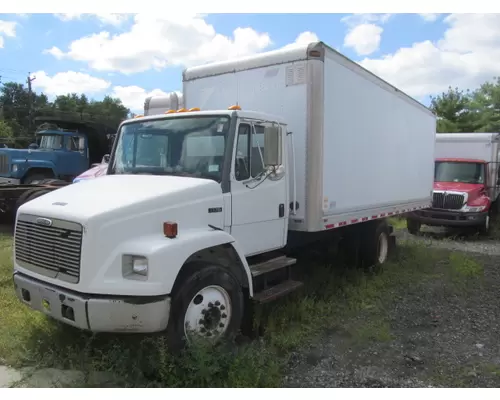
[0,13,499,113]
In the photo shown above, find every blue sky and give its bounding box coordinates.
[0,13,497,112]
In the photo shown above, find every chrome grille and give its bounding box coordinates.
[432,192,465,210]
[0,154,8,174]
[14,214,83,283]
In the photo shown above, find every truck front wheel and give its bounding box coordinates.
[166,263,244,352]
[478,213,491,236]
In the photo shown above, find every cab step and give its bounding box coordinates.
[253,280,304,304]
[249,255,297,277]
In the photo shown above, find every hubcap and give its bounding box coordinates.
[184,285,231,342]
[377,232,389,264]
[485,215,490,231]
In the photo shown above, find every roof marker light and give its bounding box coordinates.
[228,105,241,110]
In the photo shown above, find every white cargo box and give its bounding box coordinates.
[183,42,436,232]
[435,133,500,163]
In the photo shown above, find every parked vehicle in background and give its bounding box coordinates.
[0,118,116,216]
[12,41,436,350]
[406,132,500,235]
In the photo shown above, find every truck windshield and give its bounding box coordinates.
[110,115,230,182]
[435,161,485,184]
[38,135,63,150]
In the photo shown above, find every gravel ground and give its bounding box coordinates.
[283,227,500,388]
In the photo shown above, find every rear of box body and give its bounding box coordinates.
[183,42,436,232]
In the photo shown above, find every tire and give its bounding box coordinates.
[478,212,491,236]
[406,218,421,235]
[166,263,244,353]
[23,173,53,185]
[361,220,391,272]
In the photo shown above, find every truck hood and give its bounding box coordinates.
[0,148,56,162]
[18,174,223,222]
[434,182,485,194]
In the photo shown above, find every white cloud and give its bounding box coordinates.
[0,20,16,48]
[111,86,172,112]
[45,14,272,74]
[341,13,391,56]
[419,13,440,22]
[54,13,130,26]
[282,31,319,50]
[344,24,383,56]
[359,14,500,99]
[31,71,111,96]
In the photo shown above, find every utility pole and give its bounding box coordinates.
[27,72,36,132]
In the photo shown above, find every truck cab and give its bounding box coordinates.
[0,128,89,185]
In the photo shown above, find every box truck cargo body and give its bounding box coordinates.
[13,42,436,350]
[183,42,436,234]
[407,132,500,234]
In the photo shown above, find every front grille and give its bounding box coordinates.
[432,192,465,210]
[0,154,8,174]
[14,214,83,283]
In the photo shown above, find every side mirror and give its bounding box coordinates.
[263,125,282,167]
[102,154,110,164]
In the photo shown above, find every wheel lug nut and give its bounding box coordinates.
[215,301,220,306]
[220,305,225,310]
[222,313,227,318]
[208,302,214,308]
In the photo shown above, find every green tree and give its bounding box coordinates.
[469,77,500,133]
[429,87,477,133]
[0,120,14,138]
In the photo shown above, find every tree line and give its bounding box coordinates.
[430,76,500,133]
[0,81,130,147]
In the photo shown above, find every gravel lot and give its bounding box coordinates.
[283,227,500,388]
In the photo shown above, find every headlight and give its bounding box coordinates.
[463,205,486,213]
[123,255,148,277]
[12,164,18,173]
[132,257,148,276]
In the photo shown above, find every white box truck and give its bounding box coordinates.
[12,42,436,350]
[407,132,500,234]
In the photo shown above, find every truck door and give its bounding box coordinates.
[62,134,89,177]
[230,120,288,256]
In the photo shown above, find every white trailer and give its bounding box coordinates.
[407,132,500,234]
[12,42,436,350]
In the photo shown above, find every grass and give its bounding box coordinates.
[0,233,485,387]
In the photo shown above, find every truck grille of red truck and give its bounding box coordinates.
[432,192,465,210]
[14,214,83,284]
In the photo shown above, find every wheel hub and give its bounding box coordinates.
[184,286,231,341]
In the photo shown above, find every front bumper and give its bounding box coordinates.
[0,177,20,185]
[408,209,488,227]
[13,272,171,333]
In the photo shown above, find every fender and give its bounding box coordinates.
[22,159,57,178]
[86,228,254,297]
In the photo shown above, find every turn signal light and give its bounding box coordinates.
[228,105,241,110]
[163,221,178,239]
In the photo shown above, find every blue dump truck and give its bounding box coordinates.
[0,118,116,218]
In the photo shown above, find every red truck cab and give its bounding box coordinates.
[407,158,492,234]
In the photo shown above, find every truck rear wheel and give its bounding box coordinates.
[23,173,53,185]
[166,263,244,353]
[361,220,391,272]
[406,218,421,235]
